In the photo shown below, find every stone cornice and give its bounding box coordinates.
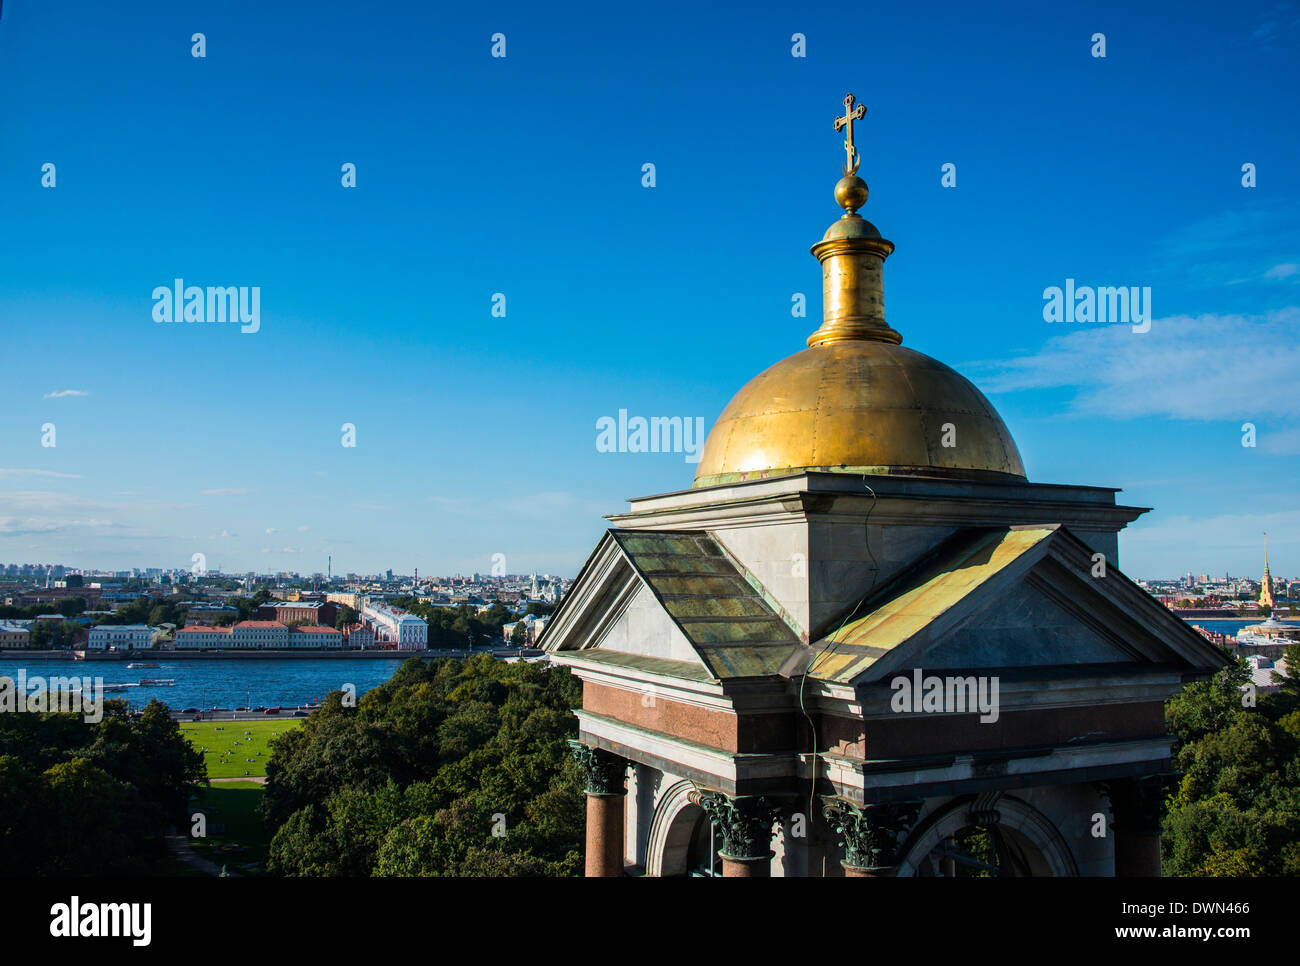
[781,664,1188,719]
[609,472,1144,531]
[814,735,1175,801]
[576,710,797,793]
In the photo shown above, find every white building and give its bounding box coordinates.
[174,622,349,650]
[360,602,428,649]
[174,625,232,649]
[341,623,374,648]
[0,621,31,649]
[503,614,548,646]
[87,624,155,650]
[232,621,288,649]
[287,625,343,649]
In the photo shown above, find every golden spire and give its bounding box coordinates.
[806,93,902,348]
[1261,531,1275,609]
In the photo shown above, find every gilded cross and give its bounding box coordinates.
[834,93,867,176]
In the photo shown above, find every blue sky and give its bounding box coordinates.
[0,0,1297,579]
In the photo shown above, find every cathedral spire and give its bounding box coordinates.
[1260,531,1275,610]
[807,93,902,348]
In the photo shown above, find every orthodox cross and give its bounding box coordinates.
[834,93,867,176]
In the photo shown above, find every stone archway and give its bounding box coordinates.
[895,795,1078,877]
[645,780,707,877]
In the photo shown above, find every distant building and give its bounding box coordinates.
[175,621,351,650]
[256,600,337,626]
[87,624,154,650]
[184,603,240,625]
[0,621,30,649]
[1260,535,1275,610]
[503,614,548,645]
[174,625,232,649]
[232,620,288,649]
[1245,654,1290,692]
[360,601,427,649]
[287,625,343,648]
[341,623,374,648]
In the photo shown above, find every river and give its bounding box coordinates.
[0,655,413,711]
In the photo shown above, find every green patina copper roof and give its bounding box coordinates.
[807,526,1058,684]
[554,647,717,683]
[609,529,803,679]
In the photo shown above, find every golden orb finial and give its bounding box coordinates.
[834,175,869,214]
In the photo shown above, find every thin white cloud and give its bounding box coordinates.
[1152,204,1300,290]
[0,469,82,479]
[43,389,89,399]
[1125,507,1300,575]
[974,309,1300,431]
[200,488,251,496]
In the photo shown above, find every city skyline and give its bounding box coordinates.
[0,550,1288,585]
[2,1,1298,578]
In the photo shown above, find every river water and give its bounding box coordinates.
[0,619,1272,711]
[0,656,411,711]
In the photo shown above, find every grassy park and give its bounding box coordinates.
[177,720,303,874]
[180,719,300,779]
[188,781,275,874]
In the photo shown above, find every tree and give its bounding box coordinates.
[0,698,205,875]
[262,656,584,876]
[1162,658,1300,876]
[1274,642,1300,697]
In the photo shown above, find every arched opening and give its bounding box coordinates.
[684,808,722,877]
[914,822,1049,877]
[896,796,1078,878]
[646,780,721,877]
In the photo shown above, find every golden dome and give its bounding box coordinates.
[692,94,1025,488]
[692,341,1026,486]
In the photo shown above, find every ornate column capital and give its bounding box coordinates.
[690,789,780,862]
[822,797,921,872]
[568,740,628,796]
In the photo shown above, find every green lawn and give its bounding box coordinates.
[188,781,274,874]
[180,719,300,779]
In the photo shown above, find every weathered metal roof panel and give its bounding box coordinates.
[609,529,803,679]
[809,527,1057,683]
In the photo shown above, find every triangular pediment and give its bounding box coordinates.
[539,529,803,680]
[806,526,1228,686]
